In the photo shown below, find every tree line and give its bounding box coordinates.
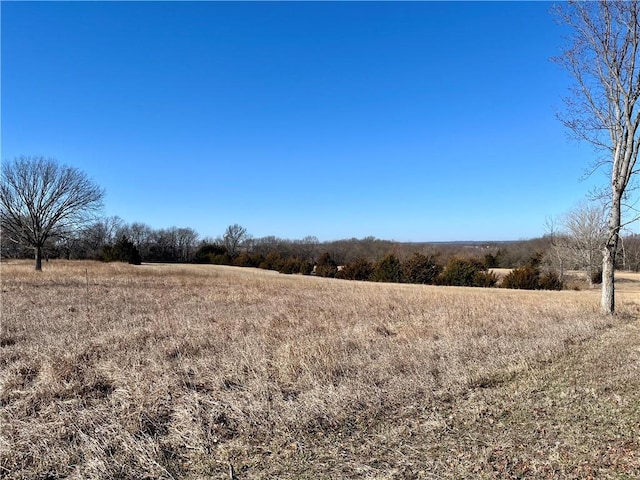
[1,156,640,292]
[185,228,640,291]
[5,199,640,292]
[1,156,639,297]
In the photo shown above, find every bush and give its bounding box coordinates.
[278,258,312,275]
[402,253,441,284]
[126,246,142,266]
[474,270,499,287]
[210,254,231,265]
[436,257,488,287]
[371,254,402,283]
[501,253,563,291]
[341,258,374,281]
[277,258,295,274]
[99,236,142,265]
[233,252,260,268]
[193,244,227,264]
[259,252,284,271]
[315,252,338,278]
[502,265,540,290]
[539,271,564,290]
[298,259,314,275]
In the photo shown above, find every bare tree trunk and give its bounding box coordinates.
[601,245,615,314]
[35,245,43,271]
[601,192,622,314]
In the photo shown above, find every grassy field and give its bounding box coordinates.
[1,260,639,479]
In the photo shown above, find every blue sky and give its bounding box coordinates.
[1,1,605,241]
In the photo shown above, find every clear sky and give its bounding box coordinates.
[1,1,605,242]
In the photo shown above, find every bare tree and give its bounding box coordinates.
[81,216,125,258]
[544,216,567,281]
[124,222,154,259]
[175,227,199,263]
[547,203,607,286]
[620,232,640,270]
[554,1,640,313]
[296,235,320,262]
[222,224,248,258]
[0,156,104,270]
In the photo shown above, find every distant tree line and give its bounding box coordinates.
[0,215,199,265]
[4,157,638,298]
[2,156,639,291]
[4,214,640,290]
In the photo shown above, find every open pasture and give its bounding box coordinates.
[1,261,639,478]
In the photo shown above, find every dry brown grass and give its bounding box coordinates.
[1,260,639,479]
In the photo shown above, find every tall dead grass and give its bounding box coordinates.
[1,260,638,478]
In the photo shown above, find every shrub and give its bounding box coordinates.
[402,253,441,284]
[233,252,259,268]
[474,270,499,287]
[341,258,374,281]
[502,265,540,290]
[436,257,487,287]
[98,246,114,262]
[210,254,231,265]
[99,236,141,265]
[483,252,500,269]
[126,245,142,266]
[315,252,338,278]
[278,259,295,274]
[193,244,227,264]
[259,252,284,271]
[539,271,564,290]
[278,258,312,275]
[298,259,314,275]
[372,254,402,283]
[501,253,563,291]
